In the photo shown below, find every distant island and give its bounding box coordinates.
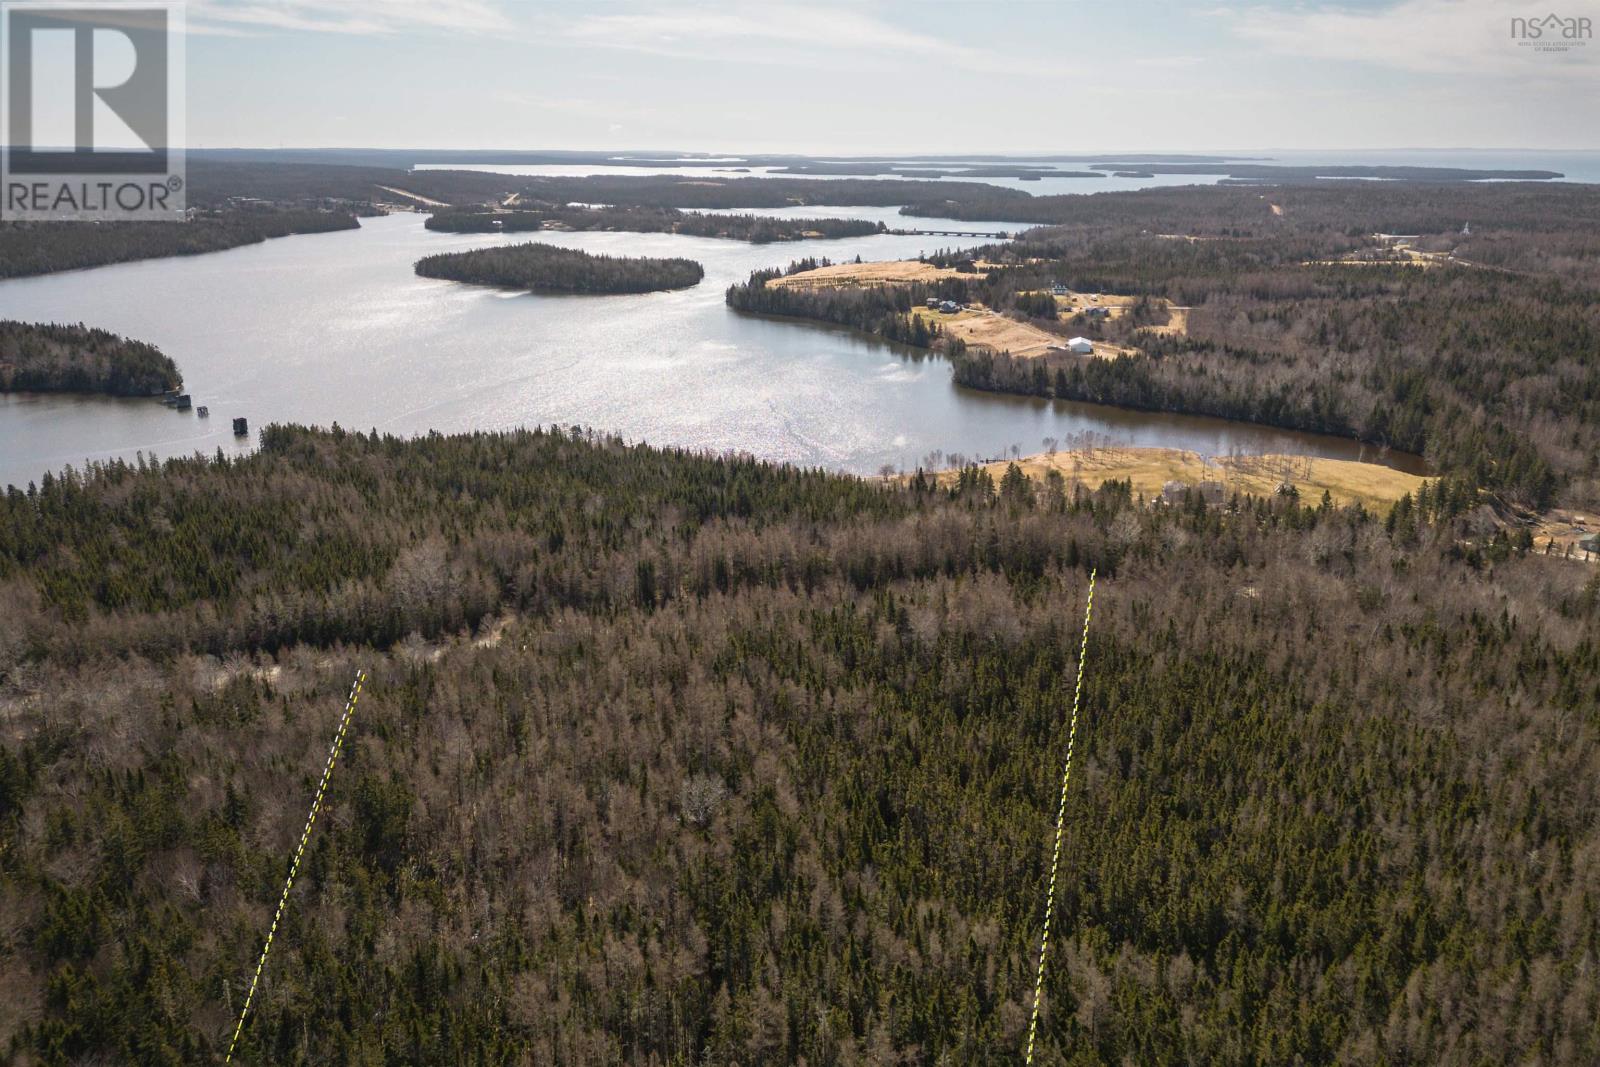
[415,242,704,294]
[425,204,885,243]
[0,320,181,396]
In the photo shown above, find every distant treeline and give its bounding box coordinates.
[0,209,359,279]
[425,205,885,242]
[0,320,180,396]
[901,178,1600,230]
[505,174,1031,211]
[416,241,704,294]
[770,162,1105,179]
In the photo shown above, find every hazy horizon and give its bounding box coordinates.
[180,0,1600,154]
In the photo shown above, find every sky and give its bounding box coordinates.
[180,0,1600,153]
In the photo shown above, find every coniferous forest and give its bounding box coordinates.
[0,210,361,280]
[0,426,1596,1065]
[425,205,885,243]
[416,242,705,294]
[0,321,182,396]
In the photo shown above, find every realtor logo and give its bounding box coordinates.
[1510,12,1592,52]
[1,2,185,220]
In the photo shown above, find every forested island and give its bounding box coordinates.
[415,241,704,293]
[0,320,180,395]
[425,204,885,243]
[0,424,1592,1064]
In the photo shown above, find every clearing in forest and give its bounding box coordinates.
[924,446,1427,511]
[768,258,987,289]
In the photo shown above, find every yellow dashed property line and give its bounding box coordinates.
[1024,570,1095,1066]
[225,668,365,1064]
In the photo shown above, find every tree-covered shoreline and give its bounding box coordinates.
[728,182,1600,511]
[416,241,704,294]
[0,209,360,280]
[0,320,181,396]
[425,205,885,243]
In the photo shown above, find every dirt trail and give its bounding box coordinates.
[376,185,450,208]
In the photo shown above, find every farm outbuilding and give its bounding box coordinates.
[1065,337,1094,355]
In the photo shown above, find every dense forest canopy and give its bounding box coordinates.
[0,321,180,396]
[0,426,1594,1064]
[415,242,704,294]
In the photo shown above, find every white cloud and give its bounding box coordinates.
[1132,55,1206,68]
[188,0,513,37]
[559,4,1013,73]
[1229,0,1600,79]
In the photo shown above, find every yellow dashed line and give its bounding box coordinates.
[1024,571,1095,1065]
[225,668,365,1063]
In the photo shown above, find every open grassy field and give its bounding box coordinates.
[768,258,986,289]
[908,304,1066,357]
[919,446,1429,511]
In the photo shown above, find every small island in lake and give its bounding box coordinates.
[415,242,704,294]
[0,320,181,396]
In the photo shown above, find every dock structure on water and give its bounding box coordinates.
[888,228,1012,239]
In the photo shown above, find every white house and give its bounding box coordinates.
[1066,337,1094,355]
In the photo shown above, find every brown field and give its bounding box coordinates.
[1306,248,1452,269]
[908,305,1065,358]
[768,259,986,289]
[917,446,1428,511]
[1142,305,1189,338]
[1048,290,1141,321]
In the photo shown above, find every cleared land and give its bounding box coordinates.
[1529,508,1600,561]
[1050,290,1140,320]
[908,305,1065,358]
[768,259,986,289]
[769,262,1180,360]
[375,185,450,208]
[923,446,1427,511]
[1031,289,1189,342]
[1144,305,1189,337]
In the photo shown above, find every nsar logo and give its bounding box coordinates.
[1510,11,1592,52]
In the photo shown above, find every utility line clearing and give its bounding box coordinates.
[225,668,366,1063]
[1024,570,1095,1065]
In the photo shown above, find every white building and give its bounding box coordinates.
[1066,337,1094,355]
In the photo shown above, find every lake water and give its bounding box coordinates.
[0,211,1425,490]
